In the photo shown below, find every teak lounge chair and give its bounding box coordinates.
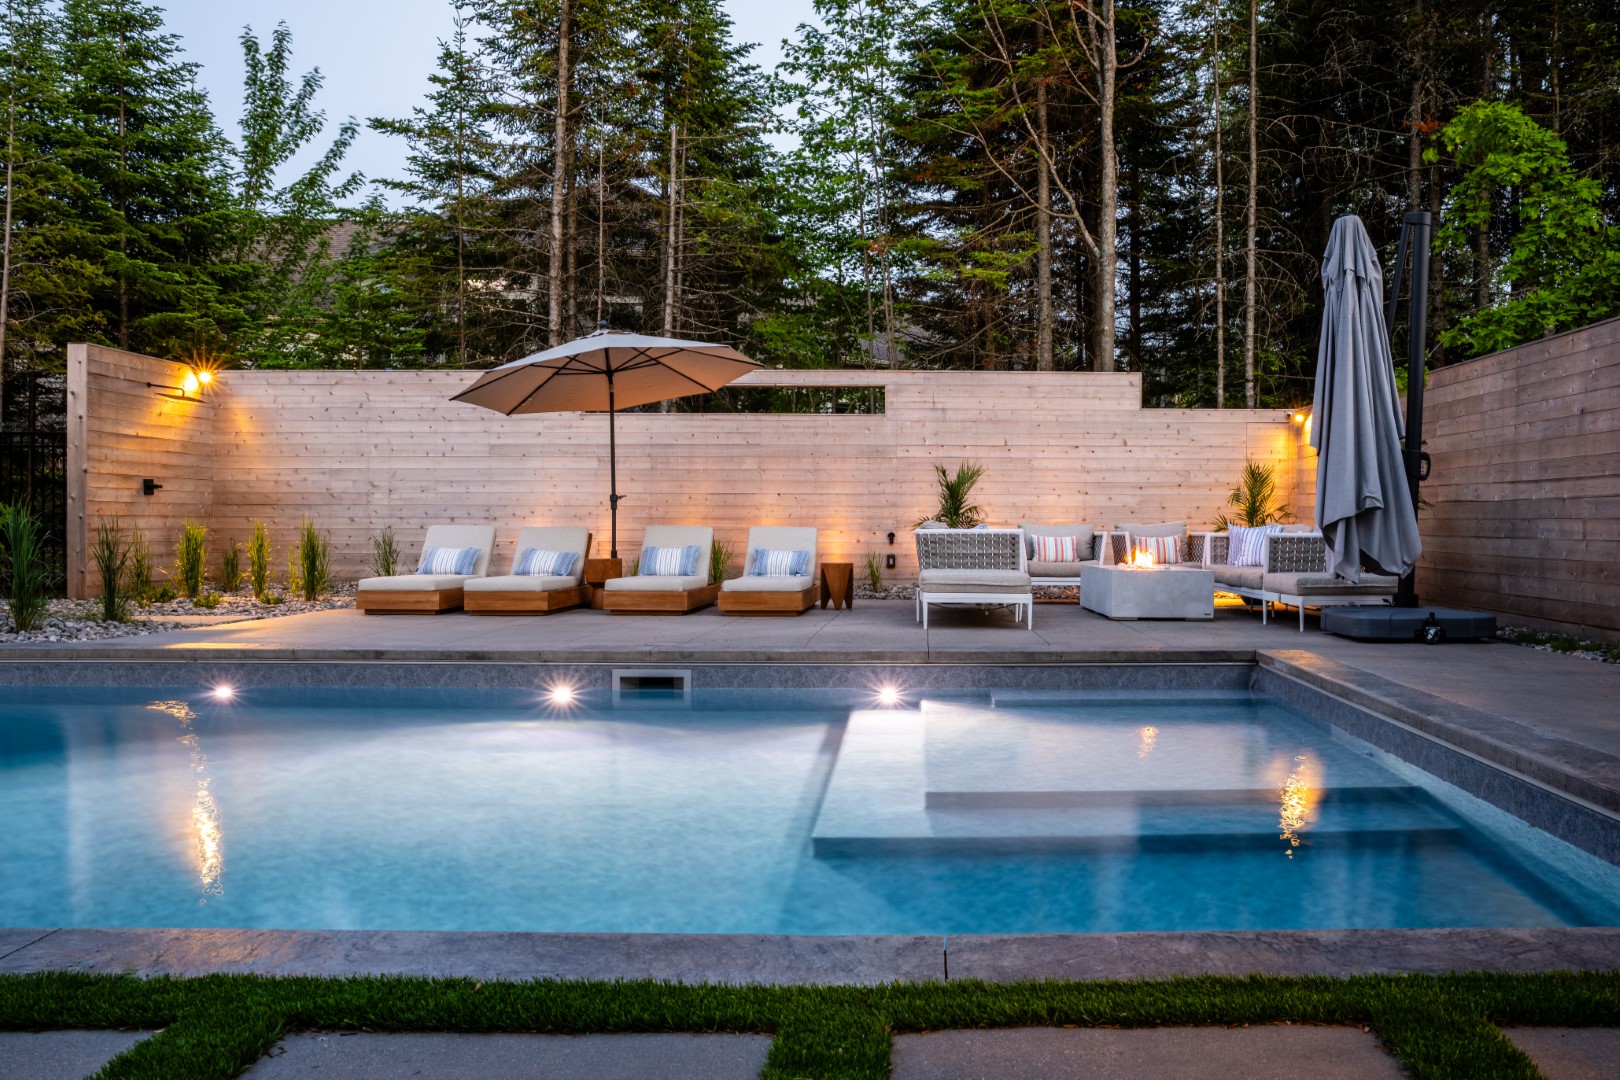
[914,527,1034,630]
[357,524,496,614]
[717,526,818,615]
[463,526,592,615]
[601,525,719,615]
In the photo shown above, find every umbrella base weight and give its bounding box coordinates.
[1322,607,1496,642]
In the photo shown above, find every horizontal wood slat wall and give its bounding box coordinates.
[1417,315,1620,639]
[73,348,1311,593]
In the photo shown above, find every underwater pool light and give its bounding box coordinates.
[876,685,902,706]
[210,685,235,701]
[549,685,575,705]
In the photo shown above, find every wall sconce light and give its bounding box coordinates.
[1291,410,1308,425]
[147,368,214,401]
[142,479,162,496]
[887,531,896,545]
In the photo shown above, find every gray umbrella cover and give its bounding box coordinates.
[1310,215,1422,581]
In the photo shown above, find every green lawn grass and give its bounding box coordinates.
[3,971,1618,1079]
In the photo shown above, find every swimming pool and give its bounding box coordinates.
[2,683,1616,934]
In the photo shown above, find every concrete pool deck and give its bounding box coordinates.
[2,599,1617,985]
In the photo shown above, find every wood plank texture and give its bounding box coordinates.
[79,351,1316,592]
[1416,315,1620,639]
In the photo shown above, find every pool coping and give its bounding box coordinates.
[3,926,1619,984]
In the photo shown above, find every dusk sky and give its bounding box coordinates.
[161,0,820,198]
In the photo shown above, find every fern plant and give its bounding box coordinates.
[92,520,131,622]
[916,461,986,528]
[1213,460,1291,531]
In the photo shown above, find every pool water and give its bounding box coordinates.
[1,686,1616,934]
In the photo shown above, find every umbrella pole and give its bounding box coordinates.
[608,369,620,559]
[1395,210,1433,608]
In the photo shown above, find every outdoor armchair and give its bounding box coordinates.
[914,527,1034,630]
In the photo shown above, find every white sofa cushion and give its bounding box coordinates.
[1028,559,1084,579]
[1265,572,1398,597]
[919,568,1032,594]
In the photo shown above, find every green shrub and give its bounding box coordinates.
[195,591,222,610]
[287,517,330,601]
[149,584,177,604]
[128,526,154,603]
[0,502,52,632]
[1213,460,1290,531]
[219,542,244,593]
[175,521,207,599]
[863,552,884,592]
[369,527,401,577]
[709,539,735,585]
[91,520,131,622]
[248,521,272,599]
[260,591,285,605]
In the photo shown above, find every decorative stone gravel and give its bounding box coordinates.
[2,585,357,644]
[1497,625,1619,664]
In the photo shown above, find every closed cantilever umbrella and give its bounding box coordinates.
[451,328,760,558]
[1311,215,1422,581]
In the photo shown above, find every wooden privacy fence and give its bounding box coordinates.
[65,344,1311,597]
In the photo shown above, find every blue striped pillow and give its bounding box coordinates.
[1227,524,1282,567]
[749,548,810,577]
[639,544,702,576]
[416,545,480,576]
[514,548,578,577]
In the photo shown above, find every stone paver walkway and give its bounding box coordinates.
[0,1029,153,1080]
[890,1025,1405,1079]
[1501,1027,1620,1080]
[241,1031,772,1079]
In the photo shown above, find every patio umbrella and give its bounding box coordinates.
[1310,215,1422,582]
[451,328,760,558]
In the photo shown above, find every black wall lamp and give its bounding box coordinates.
[147,368,213,401]
[886,532,897,569]
[142,479,162,496]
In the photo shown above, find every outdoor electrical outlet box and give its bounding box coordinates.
[885,554,896,569]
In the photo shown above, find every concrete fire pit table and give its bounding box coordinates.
[1080,562,1215,620]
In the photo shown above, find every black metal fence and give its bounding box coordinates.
[1,431,68,587]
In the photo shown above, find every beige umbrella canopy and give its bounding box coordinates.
[452,328,760,557]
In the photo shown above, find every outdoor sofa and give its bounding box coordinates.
[463,526,591,615]
[602,524,719,615]
[914,526,1034,629]
[1192,527,1398,631]
[717,526,819,615]
[1019,523,1103,586]
[356,524,497,614]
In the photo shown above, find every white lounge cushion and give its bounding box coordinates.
[721,575,815,593]
[418,525,496,577]
[1265,572,1398,597]
[359,574,470,591]
[605,573,709,592]
[919,568,1032,594]
[465,574,578,593]
[1028,559,1085,579]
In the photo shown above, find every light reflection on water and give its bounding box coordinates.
[147,700,223,900]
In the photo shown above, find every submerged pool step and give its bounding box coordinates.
[925,785,1429,810]
[811,825,1464,857]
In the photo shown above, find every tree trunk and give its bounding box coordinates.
[1035,70,1054,371]
[1092,0,1119,372]
[662,122,678,336]
[546,0,570,347]
[0,91,15,427]
[117,88,128,351]
[564,133,578,340]
[1211,0,1224,407]
[1241,0,1258,406]
[596,140,606,326]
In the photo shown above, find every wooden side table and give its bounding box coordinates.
[584,557,623,610]
[819,562,854,610]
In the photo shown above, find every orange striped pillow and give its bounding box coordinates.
[1128,533,1181,564]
